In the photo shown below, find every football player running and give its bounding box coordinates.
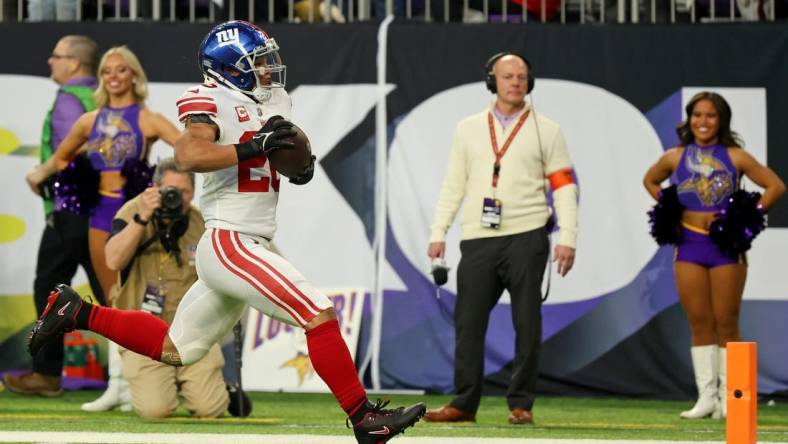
[28,21,425,443]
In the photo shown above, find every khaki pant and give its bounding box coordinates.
[120,344,229,419]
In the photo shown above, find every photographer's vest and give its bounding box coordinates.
[40,85,96,215]
[110,195,204,324]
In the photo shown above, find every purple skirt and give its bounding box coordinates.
[89,194,124,233]
[674,224,746,268]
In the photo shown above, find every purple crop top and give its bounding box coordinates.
[84,104,146,172]
[674,143,738,212]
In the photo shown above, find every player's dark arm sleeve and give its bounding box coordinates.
[184,113,220,142]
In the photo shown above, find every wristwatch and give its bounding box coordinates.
[133,213,150,226]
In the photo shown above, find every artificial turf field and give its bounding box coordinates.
[1,390,787,443]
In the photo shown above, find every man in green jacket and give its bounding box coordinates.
[4,35,104,397]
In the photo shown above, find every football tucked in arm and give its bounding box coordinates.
[268,124,312,179]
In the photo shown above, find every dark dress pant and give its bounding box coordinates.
[450,227,548,413]
[32,211,105,377]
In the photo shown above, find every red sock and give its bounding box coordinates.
[306,319,368,413]
[88,306,169,361]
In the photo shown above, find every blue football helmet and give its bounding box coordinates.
[198,21,286,103]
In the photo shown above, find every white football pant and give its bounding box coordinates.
[169,229,332,365]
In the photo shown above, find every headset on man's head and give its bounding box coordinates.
[484,52,535,95]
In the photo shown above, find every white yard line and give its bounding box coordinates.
[0,431,724,444]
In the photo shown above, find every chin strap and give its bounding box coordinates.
[251,87,272,103]
[205,69,273,104]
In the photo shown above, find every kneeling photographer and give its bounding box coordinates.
[105,158,248,419]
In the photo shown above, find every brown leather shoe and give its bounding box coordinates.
[424,405,476,422]
[3,372,63,397]
[508,408,534,425]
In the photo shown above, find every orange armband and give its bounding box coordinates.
[548,168,574,191]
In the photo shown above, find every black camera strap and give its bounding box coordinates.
[130,215,189,265]
[120,219,184,285]
[158,217,189,267]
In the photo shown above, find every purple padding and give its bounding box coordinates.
[645,90,682,151]
[542,297,604,339]
[1,370,106,391]
[62,376,107,391]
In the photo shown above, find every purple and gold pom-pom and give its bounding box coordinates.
[709,190,766,257]
[121,157,155,201]
[647,184,684,245]
[53,154,100,215]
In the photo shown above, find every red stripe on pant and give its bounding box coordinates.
[212,229,316,325]
[231,231,324,314]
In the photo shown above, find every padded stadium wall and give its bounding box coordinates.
[1,22,787,398]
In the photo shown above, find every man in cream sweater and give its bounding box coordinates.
[425,53,578,425]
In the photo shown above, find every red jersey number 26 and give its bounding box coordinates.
[237,131,280,192]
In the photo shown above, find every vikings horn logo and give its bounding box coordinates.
[280,352,314,386]
[86,111,138,168]
[677,146,734,207]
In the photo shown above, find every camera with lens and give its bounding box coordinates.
[155,186,184,223]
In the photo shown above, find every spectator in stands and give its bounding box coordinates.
[733,0,784,20]
[216,0,343,22]
[293,0,346,22]
[82,0,223,20]
[428,0,558,21]
[25,45,181,412]
[371,0,413,18]
[425,53,578,425]
[26,0,77,21]
[105,158,248,419]
[4,35,105,398]
[643,91,785,419]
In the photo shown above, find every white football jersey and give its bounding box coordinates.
[177,81,292,239]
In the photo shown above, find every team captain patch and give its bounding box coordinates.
[235,106,250,122]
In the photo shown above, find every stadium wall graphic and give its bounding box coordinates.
[1,22,786,398]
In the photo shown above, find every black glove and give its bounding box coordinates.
[289,155,316,185]
[234,115,296,162]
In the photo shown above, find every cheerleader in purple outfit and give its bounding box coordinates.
[673,142,744,267]
[84,104,146,233]
[26,46,181,412]
[643,92,784,420]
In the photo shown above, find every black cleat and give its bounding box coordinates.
[28,284,84,356]
[350,399,427,444]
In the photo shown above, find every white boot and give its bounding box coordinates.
[81,342,132,412]
[713,347,727,419]
[680,345,720,419]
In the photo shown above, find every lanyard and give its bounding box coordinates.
[487,110,530,188]
[158,251,172,294]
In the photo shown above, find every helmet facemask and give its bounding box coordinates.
[231,39,286,103]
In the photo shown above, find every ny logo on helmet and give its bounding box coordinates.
[216,28,240,46]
